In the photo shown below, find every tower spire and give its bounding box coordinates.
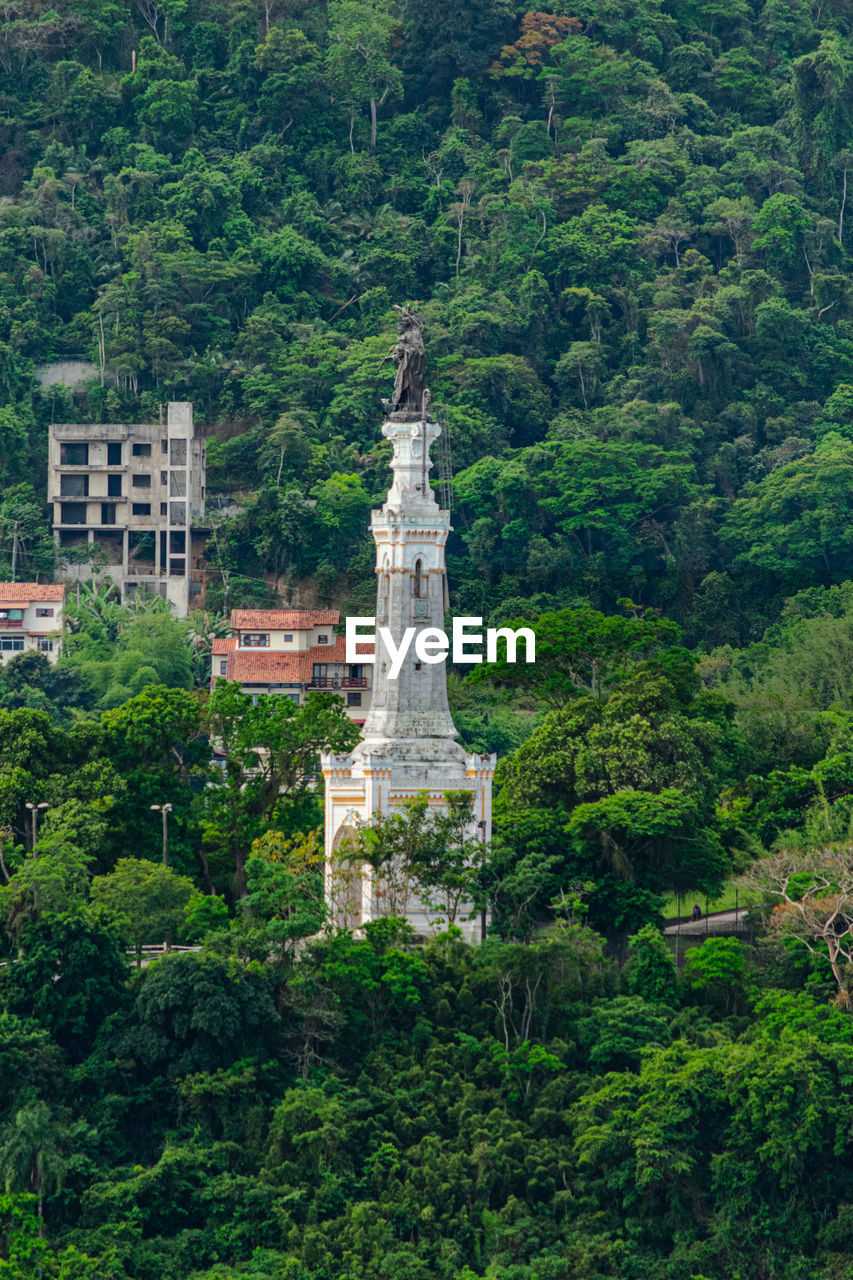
[359,399,462,752]
[322,309,495,940]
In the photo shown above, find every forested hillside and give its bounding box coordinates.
[2,0,853,635]
[6,0,853,1277]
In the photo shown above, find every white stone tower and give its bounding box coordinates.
[322,400,495,943]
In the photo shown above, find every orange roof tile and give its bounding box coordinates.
[222,637,351,687]
[0,583,65,603]
[211,637,237,655]
[230,609,339,631]
[227,651,302,683]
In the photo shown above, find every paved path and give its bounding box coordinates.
[662,910,746,936]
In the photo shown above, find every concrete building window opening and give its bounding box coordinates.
[60,474,88,498]
[170,439,187,466]
[170,503,187,526]
[107,443,122,465]
[60,442,88,466]
[61,503,87,525]
[58,530,87,550]
[169,558,185,576]
[100,504,116,526]
[132,442,151,457]
[132,474,151,489]
[107,474,122,497]
[161,438,168,454]
[129,530,155,559]
[169,472,186,498]
[413,558,423,597]
[160,503,167,516]
[132,503,151,516]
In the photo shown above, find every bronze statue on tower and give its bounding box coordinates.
[380,305,428,416]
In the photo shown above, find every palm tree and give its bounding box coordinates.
[186,608,231,686]
[63,578,125,640]
[0,1102,67,1233]
[125,586,173,618]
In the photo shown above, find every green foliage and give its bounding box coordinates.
[232,830,326,966]
[203,683,359,896]
[683,936,748,1014]
[0,912,127,1057]
[492,654,734,936]
[469,605,683,706]
[0,0,849,652]
[90,858,197,962]
[626,924,680,1005]
[0,653,91,722]
[64,612,194,708]
[111,952,279,1079]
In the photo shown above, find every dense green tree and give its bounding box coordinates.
[626,924,680,1005]
[112,952,279,1079]
[90,858,197,965]
[232,829,327,968]
[203,683,359,897]
[0,912,127,1057]
[470,606,683,706]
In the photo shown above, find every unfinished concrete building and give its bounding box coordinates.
[49,402,207,616]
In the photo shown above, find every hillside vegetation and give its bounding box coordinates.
[3,1,853,1277]
[1,0,852,634]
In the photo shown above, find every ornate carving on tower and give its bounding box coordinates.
[322,310,495,941]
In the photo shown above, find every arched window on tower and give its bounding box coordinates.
[413,559,423,597]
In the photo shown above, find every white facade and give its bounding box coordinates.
[0,584,65,665]
[49,402,206,617]
[322,412,495,942]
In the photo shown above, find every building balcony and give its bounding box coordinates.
[307,676,369,689]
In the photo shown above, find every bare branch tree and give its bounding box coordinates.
[746,848,853,1006]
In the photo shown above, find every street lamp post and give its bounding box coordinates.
[150,803,173,867]
[24,802,49,856]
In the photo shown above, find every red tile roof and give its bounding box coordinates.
[227,651,301,683]
[211,637,237,655]
[0,583,65,603]
[230,609,339,631]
